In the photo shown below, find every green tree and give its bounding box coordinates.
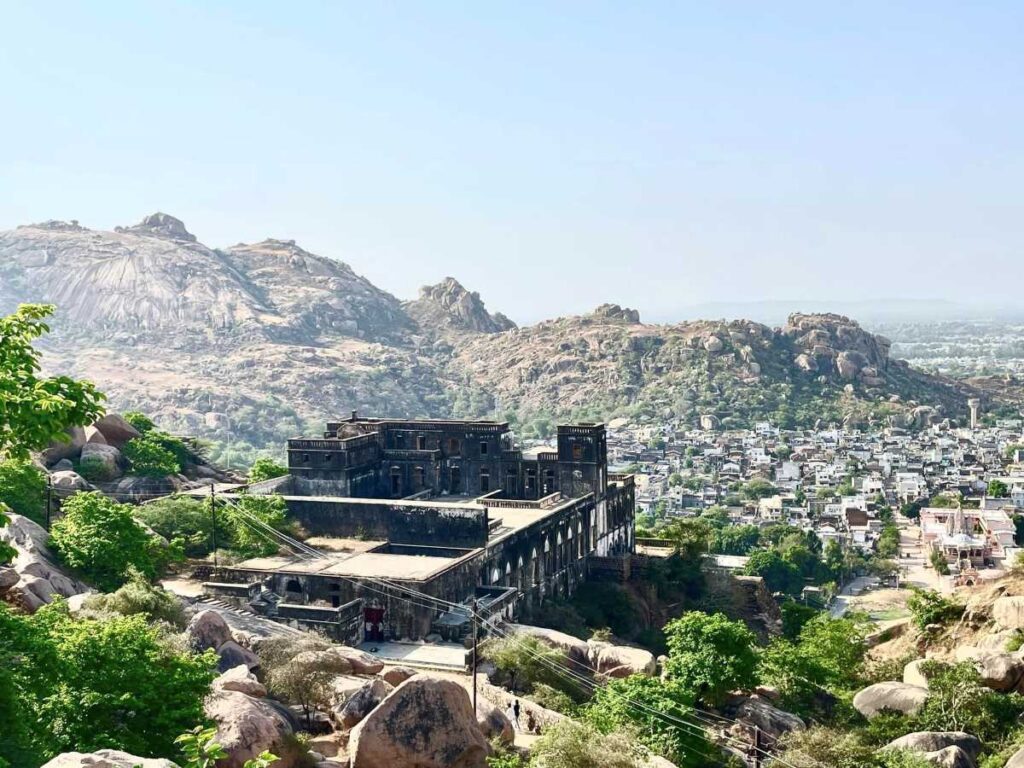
[249,457,289,483]
[0,602,215,766]
[0,305,106,459]
[906,588,962,630]
[83,567,186,626]
[481,635,582,699]
[668,472,683,488]
[528,719,642,768]
[741,479,777,500]
[123,432,181,477]
[715,524,761,555]
[226,494,290,557]
[988,479,1010,498]
[743,549,803,595]
[50,492,157,590]
[0,460,46,524]
[122,411,156,434]
[916,661,1024,743]
[585,675,713,768]
[662,612,758,707]
[136,495,215,557]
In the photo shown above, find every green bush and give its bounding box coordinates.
[0,601,215,766]
[123,433,181,478]
[662,611,758,707]
[0,460,46,524]
[906,588,962,630]
[50,492,157,591]
[136,495,215,557]
[83,567,186,626]
[248,457,288,483]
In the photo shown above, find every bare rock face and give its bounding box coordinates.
[213,664,268,698]
[727,695,805,741]
[0,513,90,612]
[993,596,1024,630]
[587,640,656,678]
[41,427,87,466]
[336,678,393,728]
[91,414,142,447]
[119,212,197,242]
[187,609,234,651]
[405,277,516,334]
[885,733,982,764]
[380,666,417,686]
[348,676,490,768]
[510,623,590,665]
[328,646,383,675]
[40,750,178,768]
[50,470,91,492]
[591,303,641,323]
[217,640,260,672]
[852,682,928,719]
[921,746,974,768]
[1006,745,1024,768]
[204,690,295,768]
[475,697,514,745]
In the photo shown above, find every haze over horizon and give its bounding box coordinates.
[2,2,1022,324]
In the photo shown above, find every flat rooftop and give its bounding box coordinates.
[230,549,465,582]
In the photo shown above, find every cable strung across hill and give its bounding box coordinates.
[212,494,799,768]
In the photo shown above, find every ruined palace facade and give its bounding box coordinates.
[213,415,634,642]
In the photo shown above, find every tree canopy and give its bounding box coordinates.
[0,304,105,459]
[49,492,160,591]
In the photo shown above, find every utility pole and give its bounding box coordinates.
[470,598,479,714]
[210,484,218,568]
[45,474,53,531]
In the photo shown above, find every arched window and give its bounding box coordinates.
[480,468,491,493]
[390,466,402,496]
[285,579,302,593]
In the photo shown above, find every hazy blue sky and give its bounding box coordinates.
[2,2,1022,323]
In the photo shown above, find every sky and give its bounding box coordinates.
[1,2,1022,324]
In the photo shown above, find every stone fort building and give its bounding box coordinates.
[212,414,635,643]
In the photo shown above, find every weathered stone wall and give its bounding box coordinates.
[284,498,489,548]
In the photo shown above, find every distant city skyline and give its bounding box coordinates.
[2,2,1023,324]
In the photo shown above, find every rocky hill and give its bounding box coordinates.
[0,214,978,461]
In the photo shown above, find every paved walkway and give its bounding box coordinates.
[829,575,878,618]
[358,640,469,670]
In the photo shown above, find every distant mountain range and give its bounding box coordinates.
[0,213,982,462]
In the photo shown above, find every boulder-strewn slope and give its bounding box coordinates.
[0,214,976,457]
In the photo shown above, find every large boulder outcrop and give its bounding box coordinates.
[348,676,490,768]
[217,639,260,672]
[213,664,268,698]
[50,470,91,492]
[335,678,393,729]
[993,597,1024,630]
[204,690,295,768]
[380,666,417,686]
[79,443,123,480]
[40,750,178,768]
[885,732,982,763]
[920,746,974,768]
[91,414,142,448]
[853,682,928,719]
[729,696,805,741]
[475,697,514,745]
[587,639,656,678]
[510,623,590,665]
[41,426,87,466]
[1005,745,1024,768]
[187,609,234,651]
[0,513,90,611]
[404,277,516,334]
[953,646,1024,692]
[328,646,382,675]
